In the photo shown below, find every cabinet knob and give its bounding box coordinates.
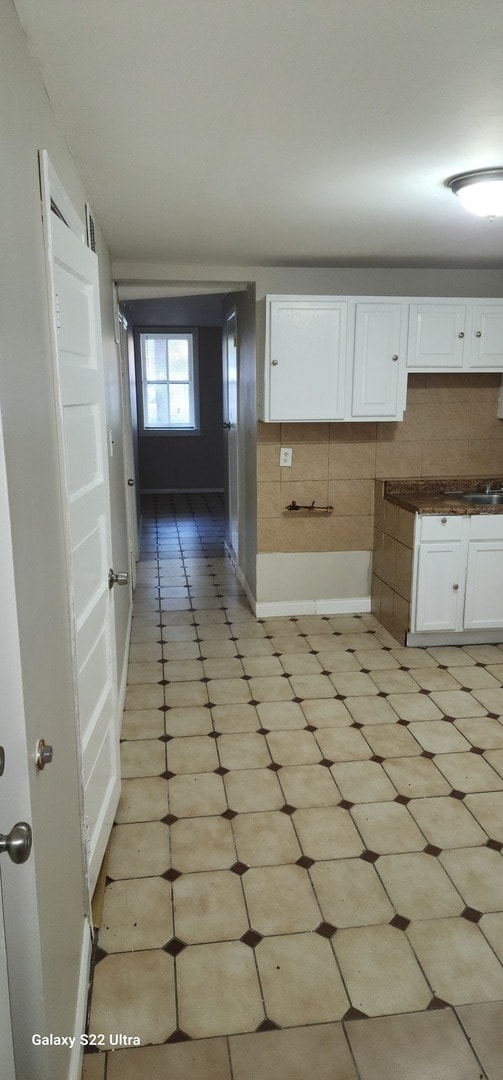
[452,583,459,591]
[441,517,447,524]
[391,354,399,362]
[458,331,465,338]
[475,330,482,337]
[272,359,279,366]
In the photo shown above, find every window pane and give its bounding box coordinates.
[146,384,169,427]
[167,338,189,381]
[145,336,167,381]
[169,383,191,425]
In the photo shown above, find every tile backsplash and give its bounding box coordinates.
[257,373,503,553]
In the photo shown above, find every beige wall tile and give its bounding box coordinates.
[395,543,413,601]
[281,442,329,481]
[381,534,398,588]
[327,516,374,552]
[375,441,422,478]
[328,479,375,516]
[258,443,281,482]
[397,508,415,548]
[470,404,503,440]
[257,421,281,444]
[281,480,330,510]
[466,440,503,474]
[281,422,329,442]
[330,422,377,442]
[373,528,385,581]
[258,482,282,518]
[420,440,468,477]
[329,442,376,479]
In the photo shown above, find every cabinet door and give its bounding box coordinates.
[267,300,347,421]
[351,303,406,419]
[413,542,464,632]
[464,540,503,628]
[469,305,503,369]
[407,304,466,370]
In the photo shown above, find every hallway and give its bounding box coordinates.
[83,494,503,1079]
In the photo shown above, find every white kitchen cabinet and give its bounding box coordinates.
[351,302,407,420]
[409,513,503,643]
[265,297,348,421]
[407,299,503,371]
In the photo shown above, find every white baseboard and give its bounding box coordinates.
[255,596,371,618]
[407,628,503,646]
[69,919,93,1080]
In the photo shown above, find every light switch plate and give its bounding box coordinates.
[280,447,292,467]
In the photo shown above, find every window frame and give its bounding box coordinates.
[135,326,200,436]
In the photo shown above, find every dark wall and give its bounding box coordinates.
[126,296,225,492]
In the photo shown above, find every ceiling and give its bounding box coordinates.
[15,0,503,268]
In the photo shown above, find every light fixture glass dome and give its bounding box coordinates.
[447,169,503,219]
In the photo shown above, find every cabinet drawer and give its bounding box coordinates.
[418,515,465,542]
[469,513,503,540]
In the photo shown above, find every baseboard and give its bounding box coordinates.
[118,602,133,719]
[140,488,224,494]
[407,628,503,646]
[68,919,93,1080]
[255,596,371,618]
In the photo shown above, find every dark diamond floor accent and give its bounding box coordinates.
[450,789,466,800]
[315,921,337,938]
[371,754,384,763]
[421,750,435,760]
[158,706,170,714]
[462,906,483,923]
[256,1018,281,1032]
[486,838,503,851]
[469,746,485,755]
[163,938,187,957]
[160,769,176,780]
[93,945,108,965]
[208,730,221,739]
[427,996,450,1010]
[390,914,410,930]
[267,762,282,771]
[280,804,296,815]
[214,766,229,776]
[394,794,411,805]
[305,724,318,732]
[162,868,182,882]
[352,721,363,729]
[158,679,169,686]
[230,861,249,876]
[360,849,380,863]
[258,727,270,735]
[397,718,409,726]
[240,929,263,948]
[343,1007,369,1021]
[339,799,354,810]
[165,1028,192,1043]
[319,758,334,768]
[424,844,442,857]
[296,855,315,869]
[221,808,238,820]
[162,813,179,825]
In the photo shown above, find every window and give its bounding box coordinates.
[136,328,200,434]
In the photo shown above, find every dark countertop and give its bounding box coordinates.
[384,478,503,516]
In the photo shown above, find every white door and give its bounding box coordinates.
[45,204,120,895]
[413,542,464,632]
[118,309,139,589]
[223,309,239,559]
[352,302,406,419]
[464,540,503,629]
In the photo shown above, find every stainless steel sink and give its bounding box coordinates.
[459,492,503,505]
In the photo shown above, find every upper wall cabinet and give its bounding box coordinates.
[352,302,407,420]
[266,298,348,421]
[407,299,503,372]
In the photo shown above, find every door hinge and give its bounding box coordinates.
[55,292,61,332]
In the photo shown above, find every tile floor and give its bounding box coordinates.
[83,493,503,1079]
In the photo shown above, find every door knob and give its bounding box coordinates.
[223,422,231,429]
[0,822,32,864]
[127,478,135,486]
[109,569,129,589]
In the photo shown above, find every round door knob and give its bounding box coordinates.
[223,422,231,429]
[0,822,32,864]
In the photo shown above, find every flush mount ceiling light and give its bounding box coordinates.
[447,169,503,219]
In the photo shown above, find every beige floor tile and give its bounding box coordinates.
[162,625,198,642]
[427,646,476,667]
[385,693,445,723]
[116,777,168,823]
[224,768,285,812]
[350,802,426,854]
[311,858,394,927]
[120,709,165,740]
[129,643,163,662]
[232,811,301,866]
[125,683,165,711]
[202,658,245,679]
[280,764,341,807]
[198,638,238,659]
[167,735,219,774]
[457,1001,503,1080]
[194,623,233,641]
[256,935,349,1027]
[406,667,462,691]
[316,650,361,672]
[165,706,212,737]
[440,847,503,912]
[269,634,311,654]
[455,717,503,748]
[120,739,165,778]
[300,698,354,727]
[127,661,164,684]
[162,641,201,660]
[318,728,373,762]
[344,696,399,725]
[247,676,295,702]
[206,678,251,705]
[165,681,209,708]
[448,665,500,690]
[81,1054,105,1079]
[464,644,503,665]
[262,618,302,637]
[170,816,236,872]
[297,616,336,636]
[294,806,364,860]
[211,704,260,733]
[479,912,503,961]
[407,918,503,1005]
[409,796,488,848]
[334,925,431,1016]
[408,720,471,753]
[383,756,451,797]
[168,772,227,817]
[429,690,488,719]
[330,672,380,697]
[470,688,503,713]
[434,751,502,793]
[390,648,438,668]
[106,1038,232,1080]
[464,792,503,841]
[369,670,422,694]
[257,700,307,729]
[266,729,321,765]
[107,821,170,880]
[233,636,275,657]
[362,723,422,758]
[331,760,398,802]
[484,748,503,777]
[228,1023,358,1080]
[346,1009,485,1080]
[177,941,264,1037]
[353,649,400,671]
[89,951,176,1048]
[242,864,321,934]
[218,732,272,769]
[241,656,285,677]
[173,870,248,943]
[163,659,205,683]
[279,653,324,676]
[99,878,172,952]
[376,852,463,919]
[290,672,346,699]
